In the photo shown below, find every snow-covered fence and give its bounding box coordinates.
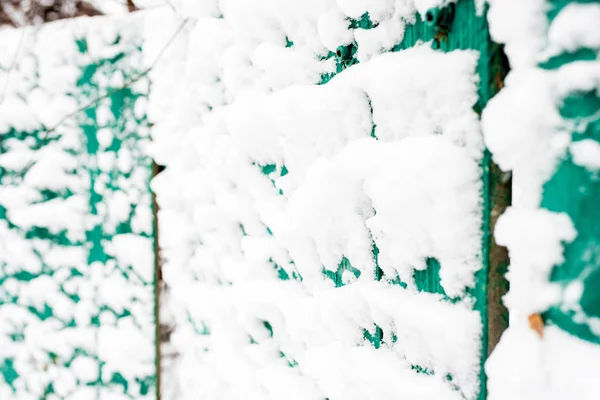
[484,0,600,398]
[0,0,598,399]
[538,2,600,346]
[0,14,156,399]
[147,1,509,399]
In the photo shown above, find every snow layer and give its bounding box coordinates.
[147,1,485,399]
[571,139,600,171]
[494,208,577,315]
[484,0,600,398]
[0,14,155,399]
[487,324,600,400]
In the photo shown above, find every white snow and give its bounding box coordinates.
[487,325,600,400]
[317,9,355,52]
[571,139,600,171]
[548,3,600,54]
[7,0,597,399]
[486,0,549,68]
[278,137,481,297]
[0,13,156,400]
[495,208,577,315]
[484,0,600,399]
[147,2,485,399]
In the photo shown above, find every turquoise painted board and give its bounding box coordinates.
[541,0,600,344]
[258,1,508,399]
[0,14,156,399]
[145,1,512,398]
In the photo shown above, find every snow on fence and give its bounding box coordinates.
[484,1,600,399]
[0,0,598,399]
[146,1,505,399]
[0,14,156,399]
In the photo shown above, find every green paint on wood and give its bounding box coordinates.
[543,133,600,344]
[540,48,597,70]
[323,256,361,288]
[110,372,129,393]
[412,365,434,375]
[349,12,376,30]
[313,2,509,398]
[546,0,600,22]
[261,164,277,175]
[363,324,384,349]
[0,19,157,398]
[0,360,18,387]
[539,0,600,345]
[414,258,447,297]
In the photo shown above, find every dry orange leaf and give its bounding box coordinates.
[528,313,544,339]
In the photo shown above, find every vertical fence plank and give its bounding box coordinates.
[0,14,156,399]
[150,1,510,399]
[328,2,511,398]
[482,0,600,397]
[540,0,600,344]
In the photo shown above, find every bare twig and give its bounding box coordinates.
[161,0,178,14]
[0,27,27,106]
[14,17,190,182]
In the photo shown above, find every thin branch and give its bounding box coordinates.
[161,0,178,14]
[0,27,27,106]
[14,17,190,182]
